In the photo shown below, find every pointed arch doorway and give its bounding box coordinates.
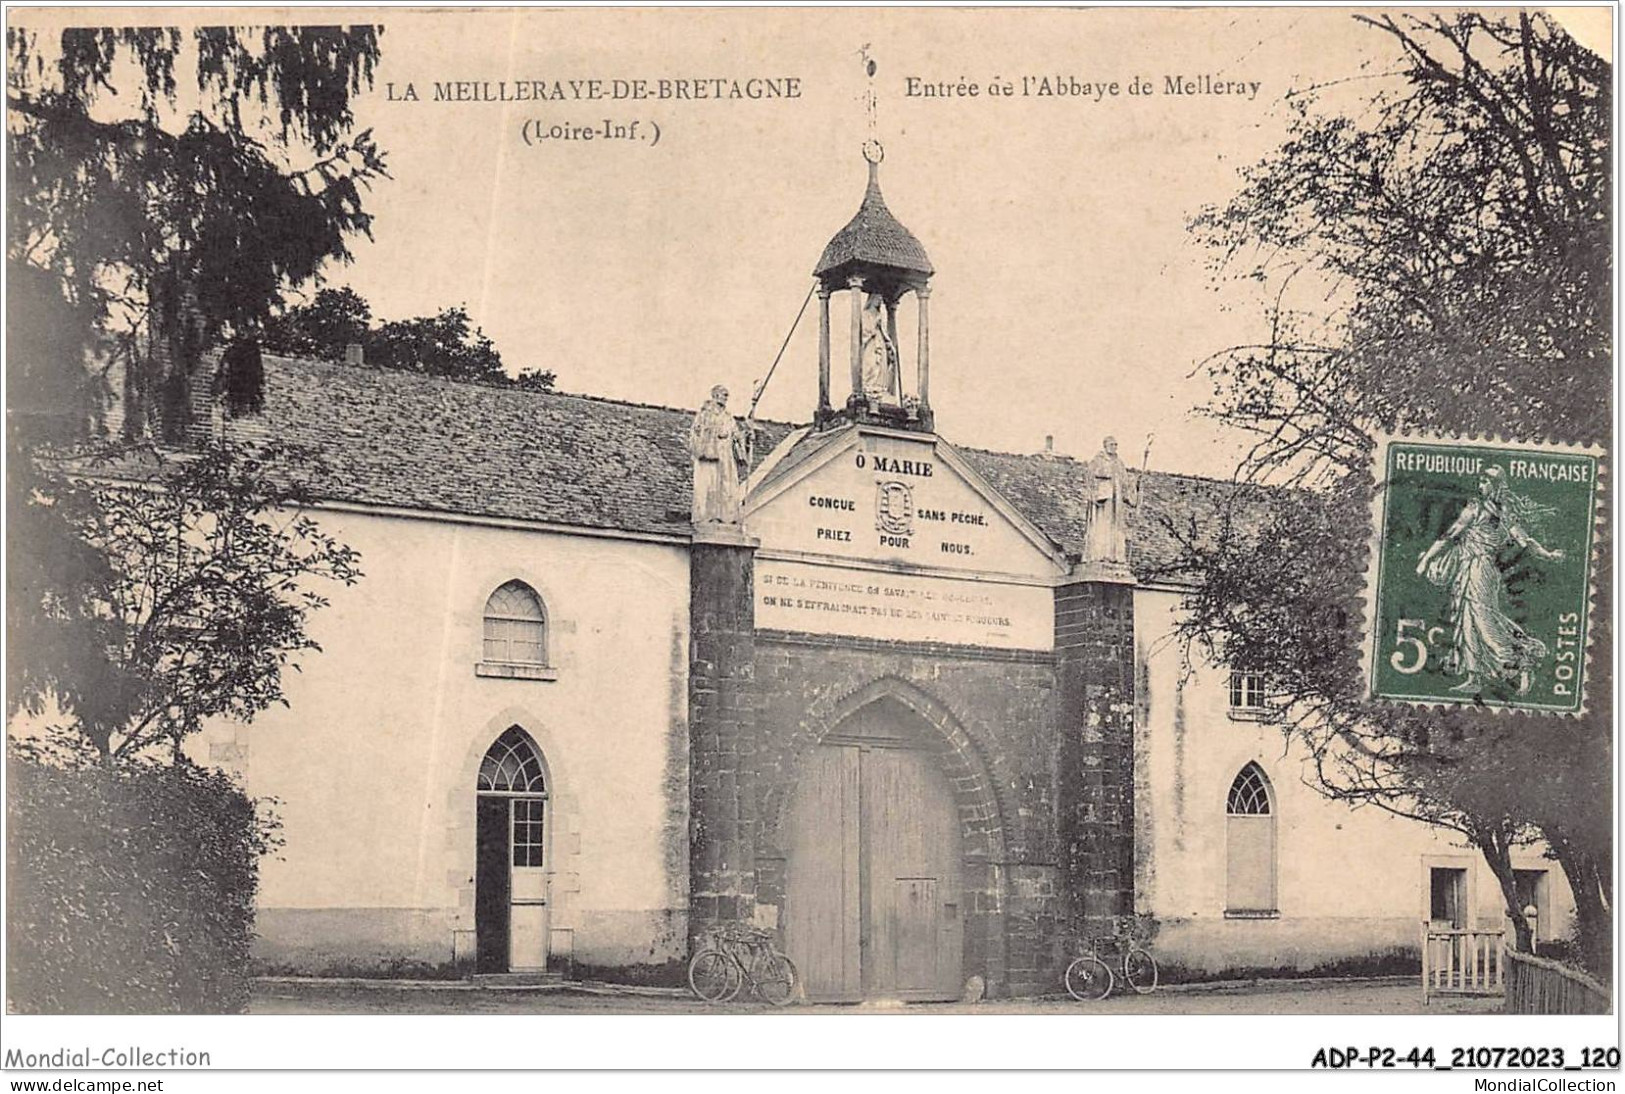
[783,697,964,1002]
[475,726,550,973]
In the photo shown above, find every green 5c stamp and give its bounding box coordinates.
[1366,437,1600,713]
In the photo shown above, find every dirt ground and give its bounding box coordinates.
[251,975,1504,1015]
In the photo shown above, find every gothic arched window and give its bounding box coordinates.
[1225,763,1277,914]
[482,580,548,667]
[1227,763,1272,816]
[476,728,547,894]
[478,725,549,795]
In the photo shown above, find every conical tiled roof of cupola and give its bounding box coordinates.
[814,161,934,279]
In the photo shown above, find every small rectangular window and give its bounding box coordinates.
[484,617,546,666]
[511,800,545,868]
[1430,867,1467,928]
[1229,671,1268,714]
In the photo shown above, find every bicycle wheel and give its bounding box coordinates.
[753,951,799,1007]
[1123,946,1159,995]
[688,949,743,1003]
[1064,955,1114,1002]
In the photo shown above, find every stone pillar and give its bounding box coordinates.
[816,284,832,422]
[915,285,932,429]
[848,275,865,403]
[687,527,760,950]
[1054,577,1136,943]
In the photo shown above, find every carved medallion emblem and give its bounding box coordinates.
[875,480,914,535]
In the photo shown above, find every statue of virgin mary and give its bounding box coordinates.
[859,293,899,399]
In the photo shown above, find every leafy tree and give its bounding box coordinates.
[262,285,558,390]
[510,368,560,392]
[369,304,503,381]
[258,286,372,361]
[14,444,362,765]
[7,28,378,1011]
[7,24,386,441]
[6,264,120,722]
[7,25,375,765]
[1172,12,1611,973]
[1192,11,1608,483]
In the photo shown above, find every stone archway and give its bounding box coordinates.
[760,676,1009,999]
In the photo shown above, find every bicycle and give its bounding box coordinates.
[688,923,800,1006]
[1064,924,1158,1001]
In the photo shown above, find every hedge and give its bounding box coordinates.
[6,756,277,1013]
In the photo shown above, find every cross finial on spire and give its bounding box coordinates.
[859,44,883,165]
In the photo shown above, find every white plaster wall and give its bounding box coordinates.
[207,507,691,969]
[1133,589,1576,972]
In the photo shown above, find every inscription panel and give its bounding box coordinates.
[755,559,1053,651]
[750,433,1061,578]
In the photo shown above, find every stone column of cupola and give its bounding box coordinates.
[915,284,932,428]
[847,275,865,403]
[884,295,900,373]
[816,284,832,422]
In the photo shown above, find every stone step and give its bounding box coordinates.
[471,972,567,988]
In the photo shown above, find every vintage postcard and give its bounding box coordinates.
[2,3,1615,1081]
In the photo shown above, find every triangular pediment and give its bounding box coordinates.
[746,425,1068,580]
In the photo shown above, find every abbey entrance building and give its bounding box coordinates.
[208,154,1575,1000]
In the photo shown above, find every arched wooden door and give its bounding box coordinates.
[784,700,963,1002]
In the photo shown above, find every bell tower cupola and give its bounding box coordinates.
[812,57,935,433]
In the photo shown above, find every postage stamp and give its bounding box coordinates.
[1366,436,1601,713]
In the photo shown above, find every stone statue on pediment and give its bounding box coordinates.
[1086,436,1140,565]
[689,385,750,525]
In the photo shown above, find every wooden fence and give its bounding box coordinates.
[1504,948,1611,1014]
[1421,925,1505,1003]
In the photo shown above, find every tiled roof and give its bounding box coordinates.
[752,423,852,494]
[959,447,1250,578]
[235,355,1244,577]
[814,163,934,279]
[232,355,795,538]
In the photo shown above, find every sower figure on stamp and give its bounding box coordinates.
[1086,436,1145,564]
[688,384,751,525]
[1416,465,1565,695]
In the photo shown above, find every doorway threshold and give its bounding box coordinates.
[851,997,909,1010]
[471,972,566,988]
